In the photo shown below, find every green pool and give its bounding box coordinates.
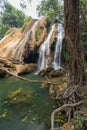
[0,74,56,130]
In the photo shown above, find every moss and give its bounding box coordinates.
[1,111,7,118]
[22,16,32,31]
[62,39,69,63]
[55,112,65,127]
[35,26,41,41]
[5,28,12,35]
[0,25,9,40]
[21,116,27,122]
[8,87,34,104]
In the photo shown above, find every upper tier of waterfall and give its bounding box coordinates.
[38,24,55,71]
[52,23,64,70]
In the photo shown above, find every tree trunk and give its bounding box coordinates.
[64,0,86,85]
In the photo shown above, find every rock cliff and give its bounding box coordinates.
[0,17,59,75]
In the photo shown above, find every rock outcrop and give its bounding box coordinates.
[0,58,37,77]
[0,17,59,76]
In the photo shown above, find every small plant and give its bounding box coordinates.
[5,28,12,35]
[74,115,87,129]
[22,16,32,31]
[0,25,9,39]
[62,39,69,63]
[55,112,65,127]
[35,26,41,41]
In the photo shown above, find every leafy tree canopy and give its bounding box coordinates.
[1,2,25,28]
[37,0,63,23]
[0,2,26,40]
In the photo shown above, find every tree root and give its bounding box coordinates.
[50,101,84,130]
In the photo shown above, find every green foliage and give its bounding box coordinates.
[74,115,87,129]
[23,16,32,26]
[62,39,69,63]
[22,16,32,31]
[55,112,65,127]
[35,27,41,41]
[37,0,63,23]
[79,0,87,63]
[0,111,7,118]
[0,25,9,40]
[1,2,25,28]
[80,27,87,63]
[0,2,26,39]
[21,116,27,122]
[47,8,55,23]
[8,87,34,104]
[5,28,12,35]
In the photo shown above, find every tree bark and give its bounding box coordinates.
[64,0,86,85]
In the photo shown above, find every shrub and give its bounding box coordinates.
[35,26,41,41]
[5,28,12,35]
[22,16,32,30]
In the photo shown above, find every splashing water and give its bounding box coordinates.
[38,24,55,71]
[52,23,64,70]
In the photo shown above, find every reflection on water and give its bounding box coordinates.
[0,74,56,130]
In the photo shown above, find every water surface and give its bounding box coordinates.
[0,74,56,130]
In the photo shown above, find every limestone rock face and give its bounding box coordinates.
[15,64,37,75]
[0,17,59,76]
[0,58,37,77]
[0,18,48,64]
[0,28,22,59]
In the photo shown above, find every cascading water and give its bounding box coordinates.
[38,24,55,71]
[11,20,39,62]
[52,23,64,70]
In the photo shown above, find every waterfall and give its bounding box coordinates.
[52,23,64,70]
[38,24,55,71]
[11,20,39,62]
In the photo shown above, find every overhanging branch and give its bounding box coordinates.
[0,67,62,85]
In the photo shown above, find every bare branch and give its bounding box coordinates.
[0,67,62,85]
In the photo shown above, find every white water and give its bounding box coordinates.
[11,20,39,62]
[38,24,55,71]
[52,23,64,70]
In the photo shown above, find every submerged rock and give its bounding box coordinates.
[8,87,34,104]
[0,58,37,77]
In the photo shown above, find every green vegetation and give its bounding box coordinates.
[79,0,87,63]
[0,2,25,40]
[74,114,87,129]
[35,26,41,41]
[23,16,32,27]
[0,25,9,39]
[22,16,32,31]
[5,28,12,35]
[62,40,69,63]
[2,2,25,28]
[37,0,63,23]
[8,87,34,104]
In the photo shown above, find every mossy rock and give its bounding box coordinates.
[8,87,34,104]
